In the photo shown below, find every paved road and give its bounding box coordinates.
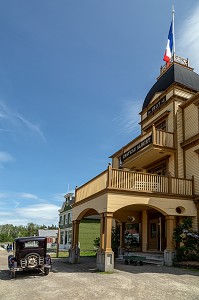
[0,248,199,300]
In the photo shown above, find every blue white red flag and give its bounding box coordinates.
[163,21,173,64]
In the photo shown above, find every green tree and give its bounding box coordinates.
[26,223,39,236]
[173,217,199,262]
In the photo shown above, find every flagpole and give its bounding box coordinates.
[172,5,175,56]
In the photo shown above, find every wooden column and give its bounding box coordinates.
[107,164,112,188]
[152,124,156,144]
[72,220,80,248]
[120,222,126,249]
[99,213,105,250]
[104,212,113,252]
[165,216,175,251]
[194,201,199,231]
[142,210,148,252]
[71,221,75,248]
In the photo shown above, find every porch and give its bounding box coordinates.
[70,165,196,271]
[75,165,194,203]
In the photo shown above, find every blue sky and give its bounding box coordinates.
[0,0,199,226]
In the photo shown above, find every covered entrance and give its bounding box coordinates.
[148,211,166,251]
[115,205,166,253]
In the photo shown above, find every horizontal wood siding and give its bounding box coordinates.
[184,104,198,140]
[174,88,193,100]
[176,105,184,178]
[186,146,199,194]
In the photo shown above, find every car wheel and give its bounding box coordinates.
[25,253,39,268]
[44,267,50,275]
[9,270,16,279]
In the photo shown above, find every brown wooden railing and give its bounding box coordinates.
[75,167,193,203]
[153,127,174,148]
[122,126,174,157]
[75,170,107,202]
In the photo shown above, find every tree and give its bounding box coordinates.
[173,217,199,262]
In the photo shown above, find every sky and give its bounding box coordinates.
[1,0,199,226]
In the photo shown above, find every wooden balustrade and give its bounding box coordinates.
[122,127,174,159]
[155,129,174,148]
[75,167,193,203]
[75,170,107,202]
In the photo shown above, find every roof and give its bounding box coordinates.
[38,229,58,237]
[14,236,47,243]
[142,63,199,110]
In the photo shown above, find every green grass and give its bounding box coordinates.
[80,251,96,257]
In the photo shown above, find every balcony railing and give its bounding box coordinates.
[160,55,189,76]
[121,127,174,163]
[75,166,193,203]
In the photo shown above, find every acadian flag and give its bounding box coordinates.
[163,21,174,64]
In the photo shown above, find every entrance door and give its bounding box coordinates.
[148,219,159,250]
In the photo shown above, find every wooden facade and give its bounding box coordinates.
[70,57,199,269]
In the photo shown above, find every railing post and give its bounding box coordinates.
[152,124,156,144]
[107,163,112,188]
[74,185,78,203]
[168,173,172,194]
[192,175,195,196]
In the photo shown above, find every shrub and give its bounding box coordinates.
[173,217,199,262]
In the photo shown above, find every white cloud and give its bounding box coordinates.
[0,212,12,216]
[0,193,6,198]
[0,100,46,142]
[18,193,39,200]
[0,151,14,162]
[178,4,199,72]
[0,191,63,226]
[16,203,60,224]
[113,98,141,136]
[0,151,14,168]
[16,113,46,142]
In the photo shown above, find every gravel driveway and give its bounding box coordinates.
[0,248,199,300]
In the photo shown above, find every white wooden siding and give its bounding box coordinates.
[176,106,184,178]
[184,104,198,140]
[174,88,193,99]
[185,147,199,194]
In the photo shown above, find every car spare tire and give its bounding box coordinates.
[25,253,40,268]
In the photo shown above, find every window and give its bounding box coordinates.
[68,213,72,224]
[148,162,167,175]
[155,120,167,131]
[68,231,72,243]
[24,241,39,248]
[150,223,157,238]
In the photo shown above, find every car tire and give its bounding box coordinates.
[9,270,16,279]
[25,253,40,268]
[44,267,50,275]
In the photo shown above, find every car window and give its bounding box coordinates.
[24,241,40,248]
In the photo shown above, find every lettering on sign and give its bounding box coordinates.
[147,96,166,117]
[121,135,152,162]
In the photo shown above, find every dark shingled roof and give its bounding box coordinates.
[142,63,199,110]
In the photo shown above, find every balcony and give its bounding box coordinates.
[119,126,175,169]
[75,166,194,203]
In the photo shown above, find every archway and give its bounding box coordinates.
[113,204,167,253]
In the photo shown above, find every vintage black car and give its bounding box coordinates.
[8,236,51,279]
